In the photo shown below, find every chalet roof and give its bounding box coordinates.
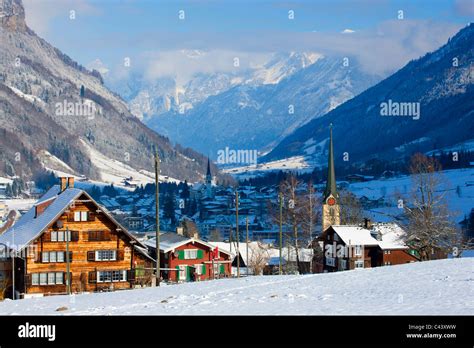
[331,226,380,246]
[330,224,408,250]
[144,232,232,255]
[0,185,150,253]
[0,186,82,251]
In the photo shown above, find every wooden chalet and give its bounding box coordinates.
[322,222,418,272]
[0,177,154,299]
[144,232,232,282]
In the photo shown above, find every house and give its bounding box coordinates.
[0,177,155,299]
[144,231,232,282]
[322,222,418,272]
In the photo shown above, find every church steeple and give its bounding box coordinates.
[323,124,337,201]
[206,158,212,184]
[322,124,340,232]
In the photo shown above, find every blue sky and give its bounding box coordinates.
[23,0,474,81]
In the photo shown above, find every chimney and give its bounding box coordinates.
[60,177,67,192]
[363,218,373,229]
[67,177,75,189]
[176,227,184,236]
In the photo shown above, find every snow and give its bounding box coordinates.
[79,139,180,187]
[0,258,472,315]
[332,226,380,246]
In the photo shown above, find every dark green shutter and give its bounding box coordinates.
[197,250,203,259]
[186,266,190,281]
[220,264,225,274]
[202,264,206,275]
[175,266,180,281]
[178,250,185,260]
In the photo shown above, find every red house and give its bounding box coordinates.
[144,232,232,282]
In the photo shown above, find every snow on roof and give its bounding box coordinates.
[145,233,231,255]
[371,223,409,250]
[331,225,380,246]
[331,223,408,250]
[0,185,82,251]
[0,185,150,253]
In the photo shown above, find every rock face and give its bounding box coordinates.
[262,24,474,166]
[0,0,214,182]
[0,0,26,32]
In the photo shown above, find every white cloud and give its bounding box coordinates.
[341,29,356,34]
[23,0,99,36]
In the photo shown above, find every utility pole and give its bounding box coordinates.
[279,192,283,275]
[246,216,249,277]
[12,228,15,300]
[66,227,71,295]
[235,190,240,278]
[154,146,161,287]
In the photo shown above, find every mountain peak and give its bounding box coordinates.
[0,0,26,32]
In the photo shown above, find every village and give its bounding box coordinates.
[0,128,471,301]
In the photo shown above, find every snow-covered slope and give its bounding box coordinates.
[1,258,472,315]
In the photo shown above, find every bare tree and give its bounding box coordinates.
[339,190,363,225]
[182,219,199,238]
[248,242,270,275]
[209,228,222,242]
[403,153,459,260]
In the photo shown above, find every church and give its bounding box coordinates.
[319,125,418,272]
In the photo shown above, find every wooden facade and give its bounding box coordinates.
[322,226,418,272]
[2,178,154,298]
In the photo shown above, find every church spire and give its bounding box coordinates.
[206,157,212,183]
[323,124,337,200]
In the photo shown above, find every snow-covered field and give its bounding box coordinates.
[1,258,472,315]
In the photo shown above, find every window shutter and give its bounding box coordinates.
[175,266,180,281]
[202,264,206,275]
[88,212,95,221]
[197,250,203,259]
[25,274,32,287]
[67,212,74,222]
[71,231,79,242]
[68,251,73,262]
[220,264,225,274]
[88,271,96,283]
[87,251,95,261]
[186,266,190,281]
[178,250,184,260]
[128,269,135,282]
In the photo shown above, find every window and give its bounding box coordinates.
[88,231,110,241]
[179,265,187,280]
[325,257,335,267]
[51,231,57,242]
[184,249,198,259]
[58,231,64,242]
[95,250,117,261]
[97,270,126,283]
[33,272,64,286]
[74,211,88,221]
[384,250,391,255]
[354,245,363,256]
[194,264,202,275]
[55,272,63,285]
[32,273,39,285]
[57,252,64,262]
[42,251,65,263]
[355,260,364,269]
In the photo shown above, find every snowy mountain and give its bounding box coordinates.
[146,55,382,159]
[262,24,474,167]
[0,258,472,315]
[0,0,215,183]
[106,51,321,122]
